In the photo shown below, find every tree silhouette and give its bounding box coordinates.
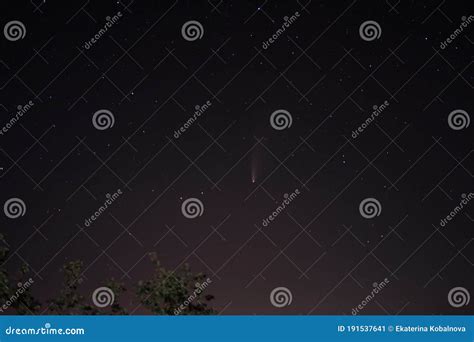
[137,252,215,315]
[0,234,41,314]
[0,234,215,315]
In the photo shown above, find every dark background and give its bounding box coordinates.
[0,0,472,314]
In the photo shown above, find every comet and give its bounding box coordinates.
[250,145,261,184]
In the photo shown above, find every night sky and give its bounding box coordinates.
[0,0,473,315]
